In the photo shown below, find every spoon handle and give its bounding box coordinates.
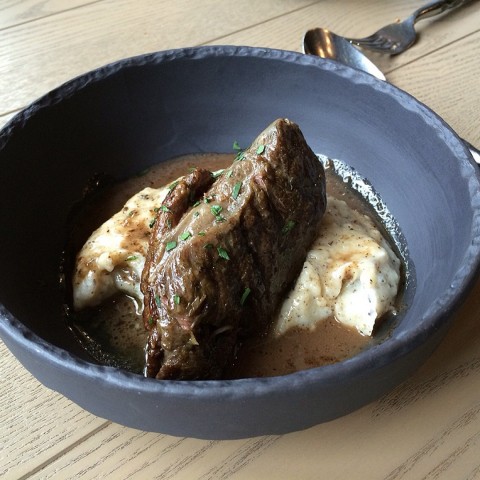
[412,0,469,23]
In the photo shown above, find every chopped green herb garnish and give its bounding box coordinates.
[160,205,171,213]
[210,205,223,217]
[240,287,251,306]
[212,170,224,179]
[125,255,138,262]
[210,204,225,222]
[174,294,181,305]
[148,316,154,326]
[154,295,161,307]
[194,211,200,218]
[217,246,230,260]
[168,180,179,191]
[204,243,213,249]
[179,231,192,241]
[192,200,200,207]
[166,219,172,229]
[165,240,177,251]
[232,181,242,200]
[198,231,206,236]
[282,220,295,234]
[235,151,245,162]
[256,144,265,155]
[204,196,212,204]
[226,169,233,178]
[149,218,156,228]
[233,140,242,151]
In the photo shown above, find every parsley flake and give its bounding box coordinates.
[233,140,242,151]
[154,295,161,307]
[149,218,156,228]
[174,294,181,305]
[160,205,171,213]
[232,181,242,200]
[282,220,295,235]
[198,231,206,236]
[217,246,230,260]
[179,231,192,241]
[165,240,177,251]
[256,144,265,155]
[204,243,213,249]
[168,180,179,191]
[125,255,138,262]
[235,151,245,162]
[210,205,223,217]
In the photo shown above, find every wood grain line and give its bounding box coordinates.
[0,0,105,32]
[200,436,281,480]
[465,463,480,480]
[384,402,480,480]
[422,430,480,479]
[198,1,320,47]
[372,356,480,418]
[151,440,219,480]
[16,421,111,480]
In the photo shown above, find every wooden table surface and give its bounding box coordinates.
[1,1,480,478]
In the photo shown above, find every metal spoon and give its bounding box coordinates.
[303,28,386,80]
[302,29,480,163]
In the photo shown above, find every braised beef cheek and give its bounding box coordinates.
[141,119,327,379]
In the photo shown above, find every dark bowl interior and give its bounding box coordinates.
[1,46,479,439]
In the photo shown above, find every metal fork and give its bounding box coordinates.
[346,0,468,55]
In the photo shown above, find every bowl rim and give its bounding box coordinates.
[1,44,480,399]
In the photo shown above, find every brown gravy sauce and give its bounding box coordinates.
[69,152,393,378]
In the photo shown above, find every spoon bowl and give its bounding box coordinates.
[303,28,385,80]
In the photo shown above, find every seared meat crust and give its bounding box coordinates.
[141,119,326,379]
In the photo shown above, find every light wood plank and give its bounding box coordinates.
[203,0,480,74]
[0,0,316,114]
[0,341,108,479]
[388,29,480,148]
[0,0,99,29]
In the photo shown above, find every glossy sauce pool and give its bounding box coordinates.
[67,152,401,378]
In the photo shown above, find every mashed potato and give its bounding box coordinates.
[274,197,400,336]
[72,186,169,312]
[73,177,400,336]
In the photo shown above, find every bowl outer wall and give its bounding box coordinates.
[0,45,479,439]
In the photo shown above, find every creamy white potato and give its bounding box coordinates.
[73,175,400,336]
[274,197,400,336]
[72,186,169,311]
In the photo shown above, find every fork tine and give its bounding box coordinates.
[346,34,378,47]
[347,35,395,53]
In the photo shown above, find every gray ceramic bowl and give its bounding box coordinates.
[1,46,479,440]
